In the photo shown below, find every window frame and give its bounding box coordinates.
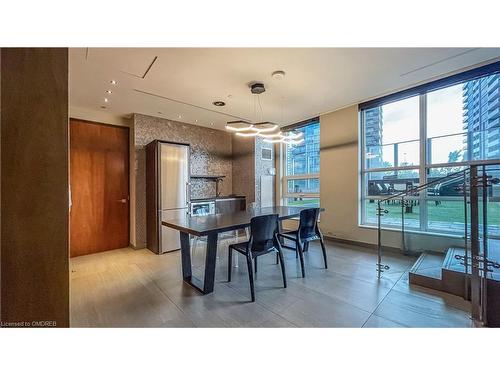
[359,63,500,236]
[280,120,320,207]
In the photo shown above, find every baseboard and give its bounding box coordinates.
[323,235,403,254]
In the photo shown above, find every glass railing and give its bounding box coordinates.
[375,168,469,276]
[375,162,500,326]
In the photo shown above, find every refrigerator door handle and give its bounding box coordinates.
[186,181,191,207]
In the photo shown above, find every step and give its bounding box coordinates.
[409,249,469,298]
[409,246,500,326]
[443,246,500,279]
[408,251,445,291]
[443,247,470,274]
[441,247,470,298]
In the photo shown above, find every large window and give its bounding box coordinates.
[282,119,320,207]
[361,68,500,235]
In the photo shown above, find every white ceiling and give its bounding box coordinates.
[69,48,500,130]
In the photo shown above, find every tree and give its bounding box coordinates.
[448,150,462,163]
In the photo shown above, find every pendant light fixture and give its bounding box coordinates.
[286,130,303,140]
[225,120,254,132]
[227,78,304,145]
[262,136,285,143]
[235,128,261,137]
[254,121,278,133]
[283,129,305,145]
[283,137,305,145]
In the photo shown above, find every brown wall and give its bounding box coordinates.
[1,48,69,327]
[133,113,233,248]
[231,135,255,204]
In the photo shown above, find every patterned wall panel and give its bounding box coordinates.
[134,113,233,248]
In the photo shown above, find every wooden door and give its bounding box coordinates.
[70,119,129,257]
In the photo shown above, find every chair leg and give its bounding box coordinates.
[277,250,287,288]
[228,247,232,282]
[297,241,305,278]
[276,252,279,264]
[295,241,298,258]
[319,237,328,269]
[246,255,255,302]
[254,257,258,273]
[304,242,309,252]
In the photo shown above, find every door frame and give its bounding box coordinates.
[69,117,131,255]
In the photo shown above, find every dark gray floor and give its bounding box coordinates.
[70,239,472,327]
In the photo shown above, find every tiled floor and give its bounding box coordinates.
[70,238,472,327]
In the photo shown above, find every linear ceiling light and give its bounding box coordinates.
[225,120,254,132]
[253,121,278,133]
[235,128,261,137]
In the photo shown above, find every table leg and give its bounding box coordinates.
[203,232,218,294]
[180,232,192,280]
[180,231,218,295]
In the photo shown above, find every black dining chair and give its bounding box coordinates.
[227,214,287,302]
[277,208,327,277]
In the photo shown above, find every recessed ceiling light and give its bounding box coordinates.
[272,70,286,80]
[104,98,109,103]
[106,90,112,94]
[178,115,182,119]
[213,101,226,107]
[210,122,214,126]
[195,120,198,123]
[110,80,117,85]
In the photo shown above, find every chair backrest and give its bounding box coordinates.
[249,214,279,252]
[298,208,320,240]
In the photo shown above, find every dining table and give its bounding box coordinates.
[162,205,324,295]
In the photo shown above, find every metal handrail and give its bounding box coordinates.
[378,159,500,204]
[377,168,469,204]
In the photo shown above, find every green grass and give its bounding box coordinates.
[287,198,320,207]
[365,200,500,225]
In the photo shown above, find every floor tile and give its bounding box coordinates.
[70,242,473,328]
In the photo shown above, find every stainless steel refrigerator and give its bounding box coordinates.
[146,140,190,254]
